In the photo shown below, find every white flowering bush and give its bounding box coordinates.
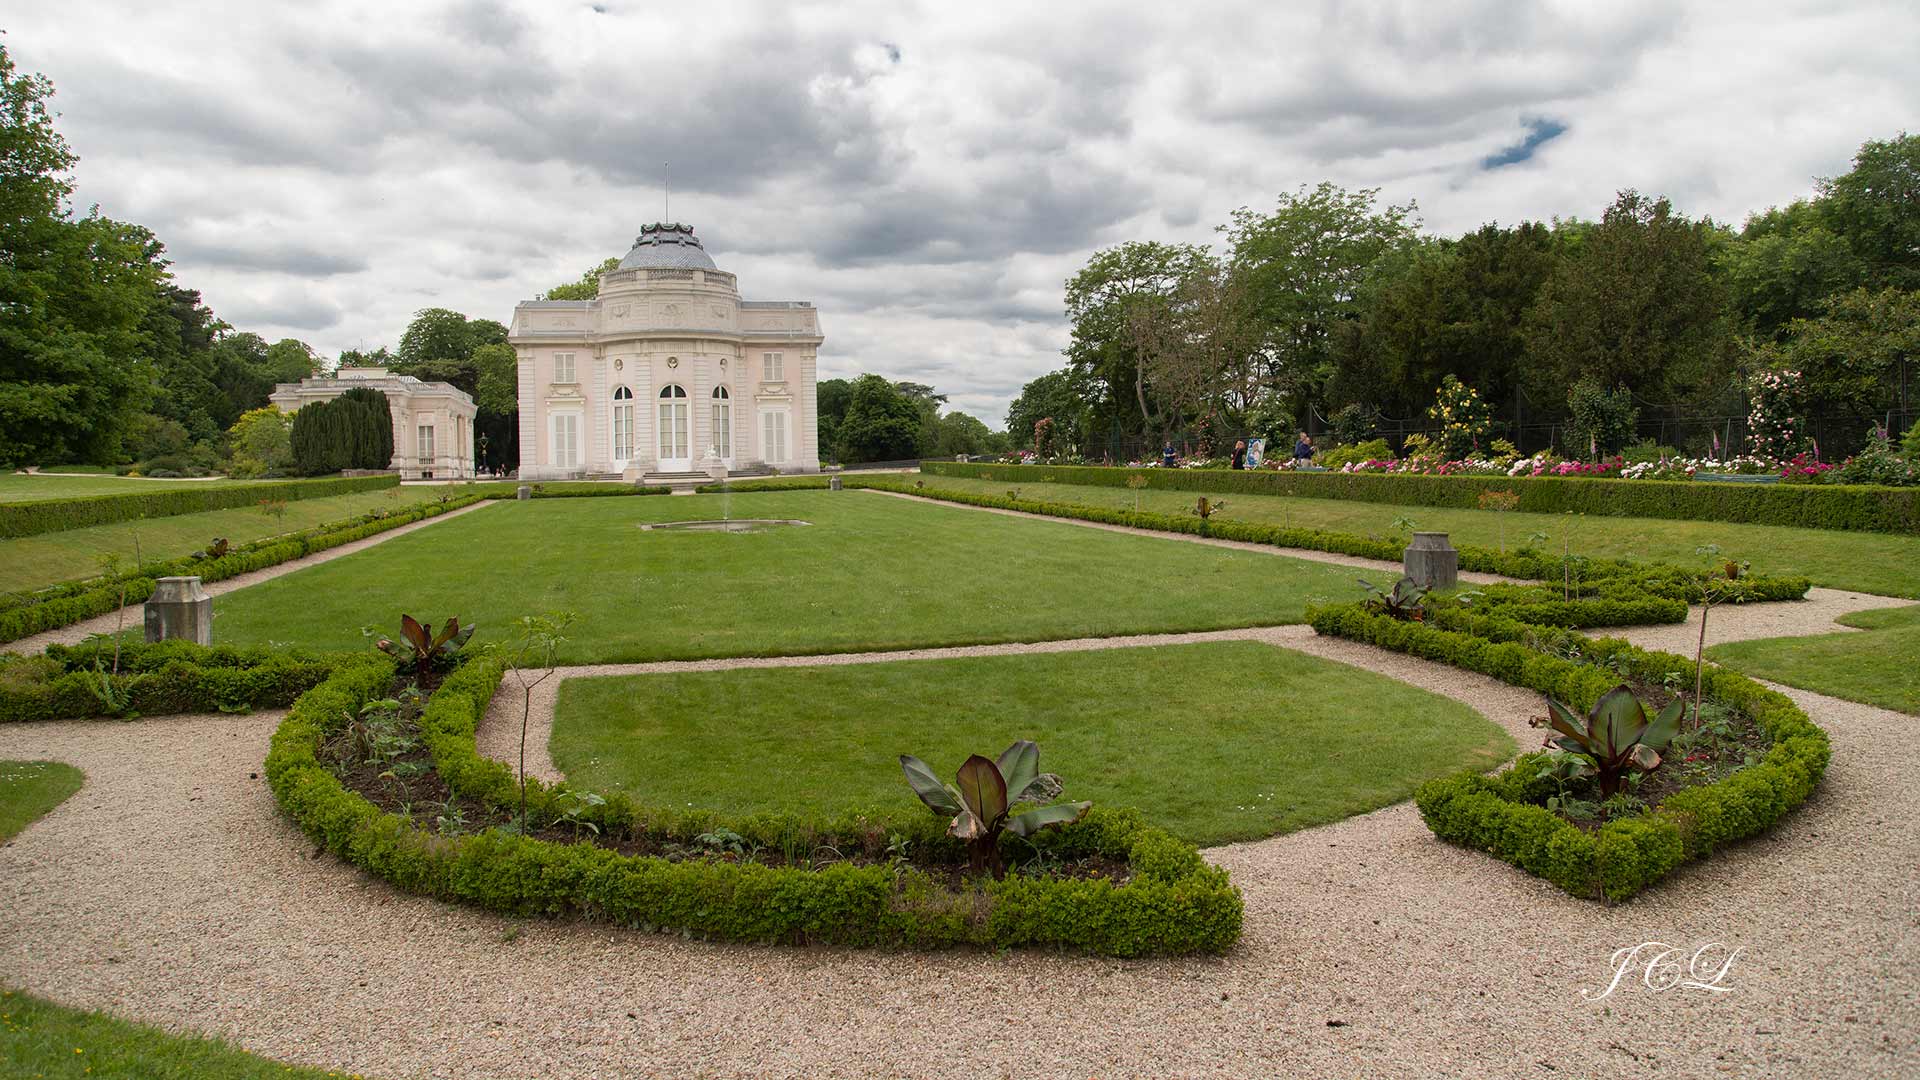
[1746,370,1810,458]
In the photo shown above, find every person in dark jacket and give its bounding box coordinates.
[1230,439,1248,469]
[1162,442,1177,468]
[1292,432,1314,462]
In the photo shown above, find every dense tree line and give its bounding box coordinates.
[288,386,393,474]
[1023,133,1919,459]
[0,45,322,471]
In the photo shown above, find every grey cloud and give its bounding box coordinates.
[218,293,346,331]
[171,239,369,277]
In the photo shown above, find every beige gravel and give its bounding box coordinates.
[1,505,1916,1078]
[3,500,500,654]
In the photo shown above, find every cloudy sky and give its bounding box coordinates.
[7,1,1917,425]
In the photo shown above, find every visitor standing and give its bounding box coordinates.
[1231,439,1248,470]
[1162,441,1177,468]
[1293,431,1314,463]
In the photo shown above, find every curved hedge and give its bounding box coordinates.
[923,461,1920,535]
[0,474,400,539]
[266,659,1243,954]
[0,641,340,723]
[1307,604,1829,901]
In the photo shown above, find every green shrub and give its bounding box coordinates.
[921,461,1920,534]
[0,640,341,723]
[0,474,399,539]
[1315,603,1829,901]
[1319,439,1392,469]
[1565,379,1639,457]
[265,658,1243,953]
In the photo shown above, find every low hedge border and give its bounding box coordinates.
[1307,604,1828,901]
[265,658,1243,954]
[0,484,687,647]
[0,640,341,723]
[0,493,494,645]
[923,461,1920,535]
[815,478,1816,597]
[0,474,401,539]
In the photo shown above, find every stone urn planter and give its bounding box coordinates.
[1403,532,1459,589]
[144,576,212,645]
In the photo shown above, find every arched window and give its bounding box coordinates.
[711,385,731,458]
[611,386,634,461]
[657,383,689,463]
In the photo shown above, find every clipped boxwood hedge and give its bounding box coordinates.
[1307,604,1828,901]
[0,474,401,539]
[833,478,1817,599]
[923,461,1920,535]
[0,640,340,723]
[266,658,1244,954]
[0,493,493,645]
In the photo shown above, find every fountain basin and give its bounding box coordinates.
[639,519,811,533]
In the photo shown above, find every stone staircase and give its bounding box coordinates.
[640,470,716,492]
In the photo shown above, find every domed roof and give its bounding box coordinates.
[617,222,717,271]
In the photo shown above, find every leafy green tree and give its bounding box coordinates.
[1223,182,1420,417]
[931,411,997,457]
[1005,370,1087,454]
[1718,200,1864,339]
[1564,379,1640,457]
[894,380,947,455]
[816,377,853,461]
[1064,240,1211,441]
[836,374,922,462]
[1754,286,1920,425]
[0,45,164,463]
[540,257,621,301]
[1819,133,1919,291]
[1521,190,1735,408]
[226,406,292,477]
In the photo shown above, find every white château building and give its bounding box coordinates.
[270,367,477,480]
[510,223,823,481]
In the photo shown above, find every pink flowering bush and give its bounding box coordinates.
[1778,452,1835,484]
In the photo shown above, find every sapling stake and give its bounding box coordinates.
[502,612,575,827]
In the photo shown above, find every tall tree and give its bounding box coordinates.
[1819,133,1919,291]
[539,257,621,301]
[1223,182,1420,420]
[1521,190,1735,410]
[1005,370,1088,453]
[1063,240,1211,442]
[1755,286,1920,427]
[836,374,921,462]
[0,45,163,463]
[816,377,854,461]
[1717,199,1864,339]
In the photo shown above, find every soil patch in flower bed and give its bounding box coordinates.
[325,674,1130,889]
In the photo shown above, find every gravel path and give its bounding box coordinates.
[3,500,500,654]
[4,605,1916,1077]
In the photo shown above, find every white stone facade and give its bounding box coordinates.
[509,223,823,480]
[269,367,477,480]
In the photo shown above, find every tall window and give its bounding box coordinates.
[710,386,731,457]
[417,425,435,461]
[611,386,634,460]
[762,351,783,381]
[762,410,789,463]
[552,413,579,467]
[554,352,576,383]
[657,384,689,461]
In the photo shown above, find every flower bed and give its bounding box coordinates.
[1307,604,1828,901]
[265,658,1243,954]
[920,461,1920,534]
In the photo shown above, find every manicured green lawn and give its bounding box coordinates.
[0,474,261,502]
[0,760,83,843]
[907,474,1920,598]
[553,641,1512,845]
[0,989,370,1079]
[1708,605,1920,714]
[201,492,1389,664]
[0,486,449,594]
